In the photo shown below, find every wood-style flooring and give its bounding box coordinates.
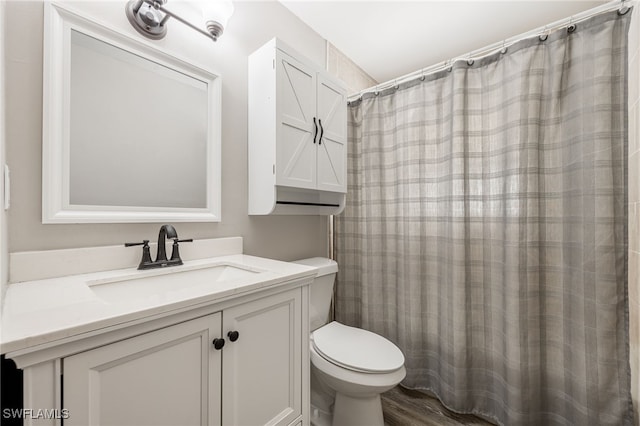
[382,386,495,426]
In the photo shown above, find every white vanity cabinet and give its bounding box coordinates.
[249,38,347,215]
[222,288,302,426]
[10,285,308,426]
[64,313,223,426]
[63,288,302,426]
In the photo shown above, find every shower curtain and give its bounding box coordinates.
[335,9,633,426]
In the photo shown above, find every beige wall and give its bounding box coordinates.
[325,42,376,259]
[327,42,377,95]
[4,0,331,262]
[629,6,640,425]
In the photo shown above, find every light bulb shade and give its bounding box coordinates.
[202,0,234,32]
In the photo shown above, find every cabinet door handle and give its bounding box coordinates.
[313,117,318,144]
[212,338,225,350]
[318,119,324,145]
[227,331,240,342]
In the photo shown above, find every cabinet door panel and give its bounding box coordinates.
[63,314,222,426]
[222,289,302,426]
[276,51,317,190]
[281,125,315,185]
[316,74,347,193]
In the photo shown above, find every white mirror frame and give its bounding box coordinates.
[42,2,222,223]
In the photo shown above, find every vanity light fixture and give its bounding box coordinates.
[125,0,234,42]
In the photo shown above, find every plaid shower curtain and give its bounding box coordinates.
[335,9,633,426]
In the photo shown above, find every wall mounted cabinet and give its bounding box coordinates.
[249,38,347,215]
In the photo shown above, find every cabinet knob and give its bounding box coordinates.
[227,331,240,342]
[212,338,225,350]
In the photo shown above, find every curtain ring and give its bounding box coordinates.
[420,68,426,81]
[539,25,548,42]
[567,17,576,33]
[467,58,475,66]
[446,59,453,72]
[500,40,507,54]
[619,1,630,15]
[374,84,379,96]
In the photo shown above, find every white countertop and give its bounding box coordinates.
[1,254,316,355]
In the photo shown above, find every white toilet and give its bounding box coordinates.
[293,258,406,426]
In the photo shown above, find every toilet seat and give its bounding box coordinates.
[311,322,404,373]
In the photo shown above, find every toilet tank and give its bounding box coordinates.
[293,258,338,331]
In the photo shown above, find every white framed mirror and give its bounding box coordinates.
[42,2,222,223]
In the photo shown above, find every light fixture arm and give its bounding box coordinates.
[126,0,226,42]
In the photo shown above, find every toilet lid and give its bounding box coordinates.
[312,322,404,373]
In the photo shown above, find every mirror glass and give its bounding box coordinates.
[69,31,208,209]
[43,3,221,223]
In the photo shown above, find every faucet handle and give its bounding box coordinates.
[170,238,193,262]
[125,240,153,269]
[124,239,150,247]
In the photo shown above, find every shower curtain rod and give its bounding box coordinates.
[347,0,634,102]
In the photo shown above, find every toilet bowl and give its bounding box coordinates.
[293,258,406,426]
[310,321,406,426]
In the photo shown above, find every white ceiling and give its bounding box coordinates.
[279,1,608,84]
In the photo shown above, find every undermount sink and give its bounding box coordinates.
[88,263,263,303]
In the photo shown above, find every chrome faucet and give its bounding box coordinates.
[125,225,193,270]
